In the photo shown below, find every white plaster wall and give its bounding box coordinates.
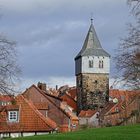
[36,132,49,135]
[79,112,99,126]
[82,56,110,74]
[79,117,89,125]
[0,133,10,138]
[89,112,99,126]
[23,132,35,137]
[0,132,53,138]
[11,133,21,138]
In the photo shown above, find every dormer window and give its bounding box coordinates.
[8,111,19,122]
[99,60,104,68]
[89,60,93,68]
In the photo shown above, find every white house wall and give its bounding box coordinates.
[79,112,99,127]
[89,112,99,127]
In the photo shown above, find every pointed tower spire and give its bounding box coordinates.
[75,19,111,113]
[75,19,110,60]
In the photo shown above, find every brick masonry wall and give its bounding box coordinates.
[77,73,109,113]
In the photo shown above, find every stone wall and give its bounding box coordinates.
[77,73,109,113]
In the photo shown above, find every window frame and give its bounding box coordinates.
[89,60,93,68]
[99,60,104,68]
[8,111,19,122]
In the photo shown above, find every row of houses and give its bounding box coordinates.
[0,82,140,138]
[0,83,79,138]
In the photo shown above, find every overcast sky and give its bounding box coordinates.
[0,0,133,91]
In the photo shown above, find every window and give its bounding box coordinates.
[115,107,119,112]
[2,101,7,106]
[89,60,93,68]
[96,113,99,118]
[99,60,104,68]
[8,111,18,122]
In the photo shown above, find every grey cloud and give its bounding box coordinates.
[0,0,133,88]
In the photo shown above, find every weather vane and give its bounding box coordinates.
[90,12,93,24]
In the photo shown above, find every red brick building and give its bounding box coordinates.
[22,84,79,132]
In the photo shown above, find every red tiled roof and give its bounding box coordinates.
[4,105,19,110]
[0,95,14,102]
[67,87,77,101]
[60,102,78,121]
[0,95,57,133]
[100,102,116,116]
[60,93,77,111]
[109,90,140,105]
[28,85,78,121]
[79,109,97,117]
[34,103,48,110]
[28,84,62,101]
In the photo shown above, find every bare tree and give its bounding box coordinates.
[0,35,20,95]
[115,0,140,90]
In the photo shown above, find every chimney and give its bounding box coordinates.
[37,82,46,91]
[56,85,58,90]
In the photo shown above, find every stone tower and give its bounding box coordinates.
[75,19,110,113]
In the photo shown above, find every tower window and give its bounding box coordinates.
[99,60,104,68]
[89,60,93,68]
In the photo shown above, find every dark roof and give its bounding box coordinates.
[75,23,110,60]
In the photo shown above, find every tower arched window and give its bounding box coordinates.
[89,60,93,68]
[101,60,104,68]
[99,60,104,68]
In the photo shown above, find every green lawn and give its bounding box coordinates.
[7,125,140,140]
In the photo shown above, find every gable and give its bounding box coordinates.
[0,95,57,133]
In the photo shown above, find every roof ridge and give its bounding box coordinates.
[65,91,77,103]
[33,85,61,100]
[19,95,57,129]
[60,102,78,120]
[37,86,78,119]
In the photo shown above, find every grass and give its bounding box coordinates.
[7,124,140,140]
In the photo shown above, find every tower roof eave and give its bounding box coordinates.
[75,20,110,60]
[75,48,111,60]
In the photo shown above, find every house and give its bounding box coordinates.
[58,86,77,112]
[99,102,120,126]
[78,109,99,127]
[0,95,57,138]
[100,90,140,126]
[0,83,79,138]
[22,83,79,132]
